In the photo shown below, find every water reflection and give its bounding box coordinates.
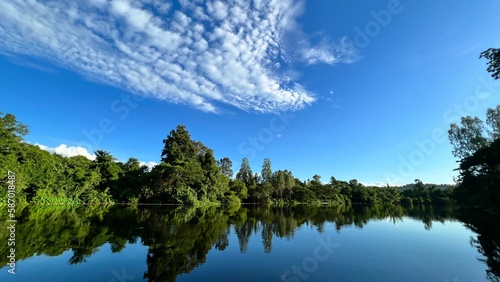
[455,209,500,282]
[0,204,498,281]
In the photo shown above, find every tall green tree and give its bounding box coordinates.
[154,126,205,204]
[161,125,196,164]
[0,112,28,155]
[0,113,29,200]
[330,176,337,186]
[62,155,101,200]
[199,149,229,201]
[272,170,286,199]
[155,125,231,204]
[22,144,62,201]
[236,158,253,186]
[486,105,500,140]
[93,150,122,192]
[282,170,295,201]
[448,116,490,160]
[217,157,233,178]
[449,106,500,207]
[311,174,322,187]
[261,158,272,184]
[117,158,148,202]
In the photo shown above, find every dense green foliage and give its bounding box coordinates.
[0,112,456,206]
[449,107,500,208]
[400,179,454,205]
[448,107,500,208]
[442,47,500,209]
[480,48,500,80]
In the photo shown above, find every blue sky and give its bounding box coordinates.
[1,0,500,185]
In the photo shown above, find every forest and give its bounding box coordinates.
[0,110,461,207]
[0,49,499,209]
[0,105,497,208]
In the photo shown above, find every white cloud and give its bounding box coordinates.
[36,143,96,160]
[36,143,157,170]
[297,37,360,65]
[360,182,387,187]
[206,1,228,20]
[0,0,358,113]
[139,161,158,171]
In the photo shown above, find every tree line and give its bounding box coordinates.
[0,112,457,207]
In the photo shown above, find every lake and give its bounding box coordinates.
[1,204,499,282]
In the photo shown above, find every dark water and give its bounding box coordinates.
[1,204,499,282]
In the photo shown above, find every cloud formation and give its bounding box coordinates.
[36,143,97,160]
[0,0,358,113]
[36,143,158,169]
[139,161,158,171]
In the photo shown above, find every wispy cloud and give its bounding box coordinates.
[8,56,58,74]
[299,37,360,65]
[0,0,357,113]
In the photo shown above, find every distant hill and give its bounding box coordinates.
[395,183,455,191]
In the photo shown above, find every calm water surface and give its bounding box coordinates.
[1,205,499,282]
